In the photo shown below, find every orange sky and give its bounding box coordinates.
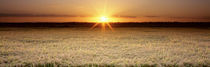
[0,0,210,22]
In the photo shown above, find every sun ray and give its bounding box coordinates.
[90,23,99,30]
[101,23,106,31]
[103,0,108,15]
[106,23,114,31]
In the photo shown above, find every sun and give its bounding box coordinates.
[90,16,114,31]
[99,16,109,23]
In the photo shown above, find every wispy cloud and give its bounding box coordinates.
[144,15,210,20]
[168,16,210,19]
[113,15,137,18]
[0,13,78,17]
[144,16,160,18]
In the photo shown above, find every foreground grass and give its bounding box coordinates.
[0,27,209,66]
[4,63,209,67]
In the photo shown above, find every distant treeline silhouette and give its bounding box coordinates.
[0,22,209,27]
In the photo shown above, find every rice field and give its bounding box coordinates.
[0,27,209,67]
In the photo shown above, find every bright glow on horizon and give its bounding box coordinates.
[90,16,114,31]
[99,16,109,23]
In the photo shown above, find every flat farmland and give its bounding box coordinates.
[0,27,209,66]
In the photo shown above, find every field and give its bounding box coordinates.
[0,27,209,66]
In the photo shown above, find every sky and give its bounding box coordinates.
[0,0,210,22]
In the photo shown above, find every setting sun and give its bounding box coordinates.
[99,16,109,23]
[90,16,114,31]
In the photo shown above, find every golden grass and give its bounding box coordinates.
[0,27,209,66]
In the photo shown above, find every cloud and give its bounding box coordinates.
[144,16,160,18]
[144,15,210,20]
[195,16,210,19]
[168,16,210,19]
[113,15,137,18]
[0,13,78,17]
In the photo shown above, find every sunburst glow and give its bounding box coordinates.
[89,0,114,31]
[90,16,114,31]
[99,16,109,23]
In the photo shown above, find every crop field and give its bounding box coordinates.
[0,27,209,66]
